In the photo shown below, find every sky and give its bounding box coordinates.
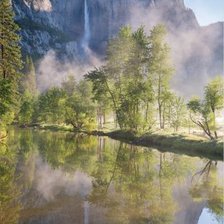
[184,0,224,26]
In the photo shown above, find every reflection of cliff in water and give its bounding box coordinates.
[174,183,206,224]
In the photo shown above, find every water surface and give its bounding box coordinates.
[0,128,223,224]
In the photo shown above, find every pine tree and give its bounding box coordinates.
[0,0,22,80]
[0,0,22,128]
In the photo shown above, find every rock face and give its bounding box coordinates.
[12,0,223,95]
[13,0,84,58]
[12,0,199,56]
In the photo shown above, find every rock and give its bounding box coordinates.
[12,0,223,96]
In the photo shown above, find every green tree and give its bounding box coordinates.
[204,76,224,138]
[18,91,34,126]
[166,93,186,132]
[149,24,174,129]
[0,0,22,130]
[0,0,22,80]
[188,97,214,139]
[18,56,38,126]
[38,87,66,123]
[65,80,96,131]
[188,76,224,140]
[87,26,152,131]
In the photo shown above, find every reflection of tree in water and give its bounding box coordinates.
[4,129,223,224]
[190,160,223,223]
[0,143,21,224]
[88,142,195,224]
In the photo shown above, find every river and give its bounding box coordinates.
[0,128,223,224]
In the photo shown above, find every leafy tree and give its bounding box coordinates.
[65,80,96,131]
[87,26,152,131]
[188,97,214,139]
[18,91,34,126]
[204,76,224,138]
[38,87,66,123]
[166,93,186,132]
[18,56,38,126]
[149,24,174,129]
[188,76,224,140]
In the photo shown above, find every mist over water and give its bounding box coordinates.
[8,129,223,224]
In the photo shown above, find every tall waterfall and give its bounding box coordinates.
[83,0,90,47]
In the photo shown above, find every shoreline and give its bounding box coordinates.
[15,125,223,161]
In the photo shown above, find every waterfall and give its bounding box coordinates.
[83,0,90,47]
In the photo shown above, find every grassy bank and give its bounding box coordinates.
[17,124,223,161]
[102,130,223,161]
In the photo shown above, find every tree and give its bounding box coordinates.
[0,0,22,80]
[38,87,66,123]
[204,76,224,138]
[65,80,96,131]
[149,24,174,129]
[188,97,214,139]
[0,0,22,128]
[18,91,34,126]
[166,93,186,132]
[18,56,38,126]
[188,76,224,140]
[87,26,152,131]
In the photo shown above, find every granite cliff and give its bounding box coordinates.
[12,0,223,95]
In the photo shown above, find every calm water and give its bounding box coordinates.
[0,128,223,224]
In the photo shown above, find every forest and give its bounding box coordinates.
[0,1,223,145]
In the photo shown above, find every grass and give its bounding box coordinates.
[104,130,223,161]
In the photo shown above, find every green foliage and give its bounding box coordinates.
[149,24,174,129]
[166,93,187,132]
[0,0,22,80]
[0,0,22,129]
[18,56,38,126]
[205,76,224,111]
[18,91,35,126]
[188,76,224,140]
[37,87,66,123]
[0,79,18,127]
[65,80,96,130]
[87,26,158,131]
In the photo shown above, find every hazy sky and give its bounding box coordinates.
[184,0,224,26]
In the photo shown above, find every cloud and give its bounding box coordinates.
[32,154,92,201]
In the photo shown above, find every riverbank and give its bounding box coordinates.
[101,130,223,161]
[16,124,223,161]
